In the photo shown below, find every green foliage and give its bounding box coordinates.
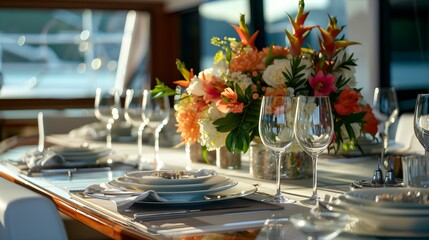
[213,97,261,153]
[151,78,176,98]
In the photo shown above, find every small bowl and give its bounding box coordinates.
[289,211,351,240]
[259,212,307,240]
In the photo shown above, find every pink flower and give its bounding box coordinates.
[202,74,225,103]
[216,88,244,114]
[309,70,336,96]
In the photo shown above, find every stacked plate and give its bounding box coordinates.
[337,188,429,232]
[49,145,110,167]
[105,169,253,203]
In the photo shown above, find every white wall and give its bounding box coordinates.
[346,0,379,105]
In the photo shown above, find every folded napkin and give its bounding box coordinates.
[21,148,66,174]
[84,183,167,211]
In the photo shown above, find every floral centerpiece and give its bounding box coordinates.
[152,0,378,155]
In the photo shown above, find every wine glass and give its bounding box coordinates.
[294,96,334,205]
[94,87,122,150]
[258,96,296,204]
[372,87,399,183]
[124,89,151,168]
[142,91,170,170]
[414,94,429,158]
[289,211,352,240]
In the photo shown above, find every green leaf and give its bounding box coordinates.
[226,128,250,153]
[151,78,177,98]
[213,98,261,153]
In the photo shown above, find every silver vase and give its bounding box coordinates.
[249,139,312,180]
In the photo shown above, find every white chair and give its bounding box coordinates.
[0,178,68,240]
[391,113,424,155]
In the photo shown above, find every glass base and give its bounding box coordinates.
[262,194,296,204]
[301,198,318,206]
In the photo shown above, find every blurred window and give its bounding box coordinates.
[381,0,429,112]
[197,0,346,69]
[0,9,150,99]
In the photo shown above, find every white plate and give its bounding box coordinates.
[112,175,229,192]
[344,188,429,209]
[49,145,110,161]
[338,195,429,216]
[137,181,257,204]
[124,169,217,185]
[108,178,237,201]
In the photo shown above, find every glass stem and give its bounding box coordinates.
[310,155,318,201]
[137,123,145,160]
[380,122,390,168]
[275,151,283,199]
[154,125,163,169]
[185,142,192,170]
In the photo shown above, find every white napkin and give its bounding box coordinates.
[21,148,66,173]
[84,183,168,211]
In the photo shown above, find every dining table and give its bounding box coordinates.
[0,133,425,240]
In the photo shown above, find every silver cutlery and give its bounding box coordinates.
[133,205,250,220]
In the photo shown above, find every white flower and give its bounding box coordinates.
[263,59,289,88]
[214,57,228,75]
[187,76,204,96]
[226,72,253,92]
[263,56,313,88]
[187,68,217,96]
[198,68,216,80]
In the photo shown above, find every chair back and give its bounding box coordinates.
[0,178,68,240]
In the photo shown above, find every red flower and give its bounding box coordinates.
[361,104,378,136]
[334,87,362,116]
[216,88,244,114]
[309,70,336,96]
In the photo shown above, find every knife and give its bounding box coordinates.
[40,167,111,176]
[133,205,252,221]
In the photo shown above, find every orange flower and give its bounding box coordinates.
[318,15,359,58]
[173,59,194,88]
[216,88,244,114]
[229,50,266,73]
[361,104,378,136]
[285,0,316,56]
[309,70,336,96]
[333,86,362,116]
[231,14,259,48]
[175,107,201,144]
[270,97,286,115]
[262,46,289,58]
[264,87,289,97]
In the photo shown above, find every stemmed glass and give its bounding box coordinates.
[414,94,429,158]
[142,92,170,170]
[94,87,122,150]
[258,96,296,204]
[124,89,151,168]
[294,96,334,205]
[372,87,399,183]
